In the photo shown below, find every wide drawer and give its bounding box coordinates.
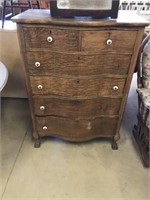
[26,52,132,76]
[30,76,126,98]
[35,116,118,139]
[81,30,137,52]
[23,27,79,51]
[33,96,122,118]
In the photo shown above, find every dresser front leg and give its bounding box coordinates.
[34,137,41,148]
[111,138,118,150]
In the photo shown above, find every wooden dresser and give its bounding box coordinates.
[12,10,149,148]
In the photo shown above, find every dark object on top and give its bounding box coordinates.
[50,0,119,19]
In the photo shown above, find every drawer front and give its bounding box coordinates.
[26,52,131,76]
[81,30,137,52]
[35,116,118,139]
[23,27,79,51]
[33,96,122,118]
[30,76,126,98]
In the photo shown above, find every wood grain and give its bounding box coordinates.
[12,10,147,146]
[26,51,132,75]
[33,96,122,118]
[36,116,118,139]
[81,30,137,52]
[30,75,126,98]
[23,26,80,51]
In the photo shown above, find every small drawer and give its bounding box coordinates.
[26,52,132,76]
[35,116,118,139]
[81,30,137,52]
[23,26,79,51]
[30,75,126,98]
[33,96,122,118]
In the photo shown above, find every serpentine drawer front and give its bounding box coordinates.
[26,52,132,75]
[32,96,122,117]
[35,116,118,139]
[12,9,149,148]
[29,76,126,97]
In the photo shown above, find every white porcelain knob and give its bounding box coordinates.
[43,126,47,130]
[106,39,112,45]
[113,86,119,91]
[40,106,45,110]
[37,85,43,90]
[47,36,53,43]
[35,62,40,67]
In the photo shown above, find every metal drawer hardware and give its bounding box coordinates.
[47,36,53,43]
[106,39,112,45]
[40,106,45,110]
[113,86,119,91]
[37,85,43,90]
[35,62,40,67]
[43,126,48,130]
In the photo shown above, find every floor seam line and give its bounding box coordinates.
[1,121,31,200]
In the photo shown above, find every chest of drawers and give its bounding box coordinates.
[12,9,149,148]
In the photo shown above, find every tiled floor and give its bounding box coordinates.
[1,75,150,200]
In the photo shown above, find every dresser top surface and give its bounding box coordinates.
[12,9,149,27]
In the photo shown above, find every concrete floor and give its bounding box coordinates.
[1,75,150,200]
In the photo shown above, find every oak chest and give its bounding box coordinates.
[12,9,149,148]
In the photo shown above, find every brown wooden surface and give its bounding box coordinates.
[11,9,149,27]
[30,75,126,98]
[33,96,122,118]
[23,26,138,53]
[35,116,118,139]
[23,26,80,51]
[26,52,131,76]
[81,30,137,52]
[12,9,148,147]
[114,28,145,140]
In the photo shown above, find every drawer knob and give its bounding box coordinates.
[35,62,40,67]
[37,85,43,90]
[106,39,112,46]
[113,86,119,91]
[47,36,53,43]
[40,106,45,110]
[43,126,48,130]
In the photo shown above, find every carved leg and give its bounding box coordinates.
[111,138,118,150]
[114,132,120,141]
[34,137,41,148]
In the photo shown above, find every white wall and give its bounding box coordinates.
[0,28,27,98]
